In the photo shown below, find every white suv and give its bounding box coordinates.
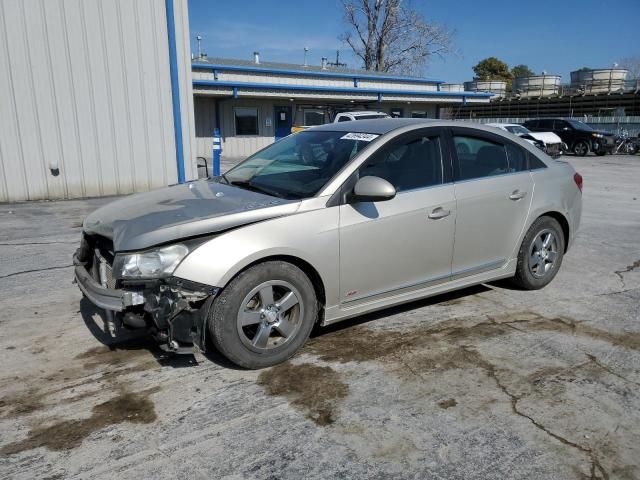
[333,111,390,122]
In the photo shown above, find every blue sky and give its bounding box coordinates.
[188,0,640,83]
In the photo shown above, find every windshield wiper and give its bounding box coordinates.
[229,180,284,199]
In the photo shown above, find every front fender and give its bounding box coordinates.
[173,206,340,306]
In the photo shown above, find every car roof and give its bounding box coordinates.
[310,118,513,135]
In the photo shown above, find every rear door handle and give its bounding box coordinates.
[428,207,451,219]
[509,190,527,201]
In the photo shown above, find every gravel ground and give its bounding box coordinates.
[0,155,639,480]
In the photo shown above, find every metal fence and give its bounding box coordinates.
[460,116,640,136]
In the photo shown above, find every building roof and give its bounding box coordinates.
[193,56,445,84]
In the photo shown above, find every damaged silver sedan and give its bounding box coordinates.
[74,119,582,368]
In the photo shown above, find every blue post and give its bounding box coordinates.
[213,128,222,177]
[165,0,185,184]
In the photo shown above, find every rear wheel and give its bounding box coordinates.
[512,216,565,290]
[573,141,589,156]
[208,261,317,369]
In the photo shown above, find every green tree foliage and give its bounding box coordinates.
[511,64,535,78]
[472,57,511,82]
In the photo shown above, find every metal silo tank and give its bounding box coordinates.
[512,74,561,98]
[463,80,507,97]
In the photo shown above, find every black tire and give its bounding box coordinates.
[208,261,318,369]
[512,216,565,290]
[573,140,589,156]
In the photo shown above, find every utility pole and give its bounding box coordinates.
[328,49,347,68]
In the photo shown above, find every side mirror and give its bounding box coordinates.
[350,176,396,202]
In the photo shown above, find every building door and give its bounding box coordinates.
[274,106,293,140]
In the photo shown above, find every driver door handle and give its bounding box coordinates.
[428,207,451,220]
[509,190,527,201]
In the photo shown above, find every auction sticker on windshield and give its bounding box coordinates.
[340,133,379,142]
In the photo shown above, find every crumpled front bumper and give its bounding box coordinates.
[73,252,144,311]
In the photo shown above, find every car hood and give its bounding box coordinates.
[526,132,562,144]
[83,180,300,251]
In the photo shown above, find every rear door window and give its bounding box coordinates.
[538,119,554,129]
[505,144,528,172]
[453,135,509,180]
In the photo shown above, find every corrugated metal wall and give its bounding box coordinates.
[0,0,195,202]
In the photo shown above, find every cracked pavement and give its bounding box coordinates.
[0,155,639,479]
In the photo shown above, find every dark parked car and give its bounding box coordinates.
[523,118,615,156]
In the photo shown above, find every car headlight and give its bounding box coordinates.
[113,244,189,279]
[592,133,603,138]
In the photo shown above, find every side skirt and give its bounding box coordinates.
[321,259,516,326]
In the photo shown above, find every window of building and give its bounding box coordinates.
[453,135,509,180]
[234,107,259,136]
[304,109,325,126]
[360,134,443,192]
[411,110,429,118]
[390,108,404,118]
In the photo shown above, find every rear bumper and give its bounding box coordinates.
[73,252,143,311]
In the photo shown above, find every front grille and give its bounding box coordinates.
[546,143,562,156]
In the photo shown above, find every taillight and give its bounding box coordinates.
[574,172,583,192]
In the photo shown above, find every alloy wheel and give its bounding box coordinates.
[574,142,588,156]
[236,280,304,352]
[528,229,559,278]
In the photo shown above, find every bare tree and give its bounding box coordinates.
[340,0,454,74]
[620,56,640,79]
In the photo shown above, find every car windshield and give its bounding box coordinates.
[566,119,593,131]
[222,130,377,200]
[505,125,530,135]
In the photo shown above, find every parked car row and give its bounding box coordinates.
[488,118,627,157]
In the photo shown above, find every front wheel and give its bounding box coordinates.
[512,216,565,290]
[207,261,318,369]
[573,141,589,156]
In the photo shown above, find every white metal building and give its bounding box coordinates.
[192,57,492,159]
[0,0,195,202]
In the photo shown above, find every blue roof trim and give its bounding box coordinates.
[192,79,493,98]
[165,0,185,184]
[192,62,445,84]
